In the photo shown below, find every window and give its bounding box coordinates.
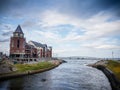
[23,41,25,48]
[22,50,24,53]
[20,34,23,37]
[17,39,20,48]
[15,33,18,36]
[11,40,14,47]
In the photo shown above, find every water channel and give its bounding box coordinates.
[0,59,111,90]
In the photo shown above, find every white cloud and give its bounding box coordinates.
[40,10,120,40]
[38,10,120,55]
[82,43,120,49]
[20,10,120,44]
[96,45,120,49]
[40,10,70,27]
[32,10,120,56]
[35,30,60,40]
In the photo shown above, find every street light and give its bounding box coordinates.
[112,51,114,60]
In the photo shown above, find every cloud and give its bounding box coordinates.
[22,20,37,27]
[40,10,120,41]
[1,0,120,19]
[55,0,120,18]
[35,30,60,40]
[0,39,9,42]
[0,23,14,39]
[53,48,78,53]
[35,10,120,53]
[82,42,120,49]
[40,10,70,27]
[96,45,120,49]
[2,31,13,36]
[0,0,11,12]
[0,23,14,31]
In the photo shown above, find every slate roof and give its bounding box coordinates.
[25,43,34,48]
[43,44,47,47]
[14,25,23,34]
[29,41,44,48]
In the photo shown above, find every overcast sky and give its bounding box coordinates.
[0,0,120,58]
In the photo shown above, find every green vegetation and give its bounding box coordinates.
[106,60,120,80]
[15,61,55,72]
[0,60,60,79]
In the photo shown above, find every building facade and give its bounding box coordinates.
[10,25,52,61]
[0,52,3,60]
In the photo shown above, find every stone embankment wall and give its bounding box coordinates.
[88,60,120,90]
[96,65,120,90]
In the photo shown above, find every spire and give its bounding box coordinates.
[14,25,23,34]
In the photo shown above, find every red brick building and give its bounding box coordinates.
[10,25,52,60]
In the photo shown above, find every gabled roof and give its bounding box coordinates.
[25,43,34,49]
[28,41,44,48]
[43,44,47,47]
[14,25,23,34]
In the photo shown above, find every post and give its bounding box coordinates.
[112,51,114,60]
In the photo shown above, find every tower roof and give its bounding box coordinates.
[14,25,23,34]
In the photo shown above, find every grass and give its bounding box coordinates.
[14,61,56,72]
[106,60,120,80]
[0,61,57,78]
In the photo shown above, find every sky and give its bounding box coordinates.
[0,0,120,58]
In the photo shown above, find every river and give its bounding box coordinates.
[0,59,111,90]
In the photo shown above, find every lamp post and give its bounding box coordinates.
[112,51,114,60]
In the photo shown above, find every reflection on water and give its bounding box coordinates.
[0,59,111,90]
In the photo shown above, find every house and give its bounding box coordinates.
[28,41,52,58]
[10,25,52,61]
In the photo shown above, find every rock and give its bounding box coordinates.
[41,79,46,82]
[11,67,17,71]
[0,59,16,74]
[61,60,67,63]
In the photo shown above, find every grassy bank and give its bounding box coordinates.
[106,60,120,80]
[15,61,55,72]
[0,60,61,80]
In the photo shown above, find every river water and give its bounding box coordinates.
[0,59,111,90]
